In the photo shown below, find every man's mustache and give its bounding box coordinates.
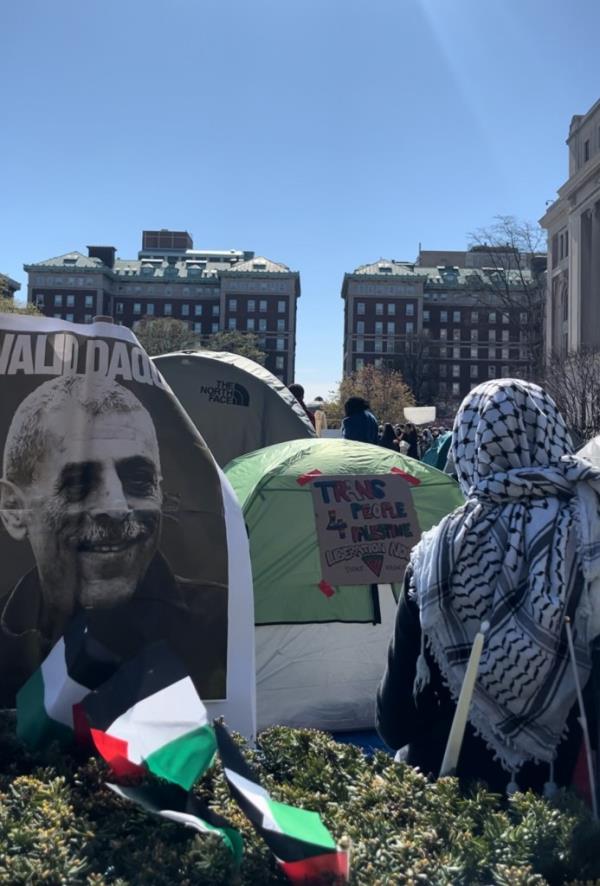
[58,509,161,549]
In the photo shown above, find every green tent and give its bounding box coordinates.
[226,438,464,730]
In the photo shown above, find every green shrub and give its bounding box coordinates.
[0,712,598,884]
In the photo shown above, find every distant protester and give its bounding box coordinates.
[288,383,316,428]
[402,422,420,459]
[342,397,379,444]
[380,423,397,450]
[377,378,600,797]
[311,396,328,437]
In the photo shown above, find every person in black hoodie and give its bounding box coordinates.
[377,378,600,797]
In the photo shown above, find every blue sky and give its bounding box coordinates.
[1,0,598,398]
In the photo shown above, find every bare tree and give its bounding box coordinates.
[468,216,546,379]
[385,332,434,405]
[542,347,600,446]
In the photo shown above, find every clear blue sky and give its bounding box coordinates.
[1,0,598,398]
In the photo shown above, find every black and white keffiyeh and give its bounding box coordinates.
[411,378,600,772]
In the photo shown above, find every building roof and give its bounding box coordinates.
[25,251,105,270]
[0,273,21,291]
[344,258,538,295]
[225,256,293,274]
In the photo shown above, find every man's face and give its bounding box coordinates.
[19,405,162,615]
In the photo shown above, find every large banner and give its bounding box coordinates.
[311,474,420,585]
[0,317,229,707]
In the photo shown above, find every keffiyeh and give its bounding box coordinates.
[411,379,600,772]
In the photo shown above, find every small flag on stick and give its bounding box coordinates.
[17,613,121,749]
[108,781,243,865]
[215,722,348,884]
[84,641,216,790]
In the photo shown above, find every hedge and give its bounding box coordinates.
[0,712,599,885]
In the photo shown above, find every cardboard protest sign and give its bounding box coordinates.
[0,316,230,708]
[311,474,419,586]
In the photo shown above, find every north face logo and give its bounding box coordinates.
[199,380,250,407]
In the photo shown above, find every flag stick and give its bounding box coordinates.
[338,835,352,882]
[439,621,489,778]
[564,617,598,820]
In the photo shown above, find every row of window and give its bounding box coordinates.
[356,321,414,335]
[54,313,92,323]
[355,338,526,360]
[551,230,569,266]
[47,294,95,308]
[424,310,525,324]
[117,302,219,317]
[228,298,287,313]
[227,318,286,333]
[356,302,414,317]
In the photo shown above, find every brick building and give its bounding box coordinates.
[342,248,544,404]
[24,230,300,384]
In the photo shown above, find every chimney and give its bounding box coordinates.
[87,246,116,268]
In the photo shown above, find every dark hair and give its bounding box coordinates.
[381,423,396,445]
[344,396,370,416]
[288,383,305,400]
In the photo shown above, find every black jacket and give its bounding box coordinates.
[376,568,600,794]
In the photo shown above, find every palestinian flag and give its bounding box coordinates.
[108,781,243,864]
[84,641,216,790]
[215,722,348,884]
[17,613,121,750]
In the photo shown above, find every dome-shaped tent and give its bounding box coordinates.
[226,438,464,732]
[153,351,315,467]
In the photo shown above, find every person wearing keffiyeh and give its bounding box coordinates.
[377,378,600,795]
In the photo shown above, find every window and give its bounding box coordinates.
[116,302,123,314]
[584,139,590,162]
[229,298,237,311]
[374,358,383,368]
[164,303,172,316]
[502,313,509,324]
[375,321,383,334]
[406,304,414,317]
[228,318,236,330]
[259,318,267,331]
[247,318,255,330]
[277,319,285,331]
[440,310,448,323]
[471,329,478,341]
[489,329,496,342]
[453,329,460,341]
[194,305,202,316]
[259,300,267,312]
[212,304,219,316]
[502,329,509,342]
[356,337,364,351]
[470,346,478,358]
[276,356,284,369]
[53,313,62,318]
[388,303,396,315]
[501,365,509,377]
[453,310,460,322]
[357,302,365,315]
[356,320,365,334]
[406,321,414,334]
[452,364,460,378]
[54,294,63,307]
[374,339,383,352]
[146,303,155,316]
[66,313,74,322]
[471,311,478,323]
[85,294,94,308]
[276,337,285,350]
[181,304,189,316]
[355,358,364,370]
[520,312,527,324]
[376,303,384,315]
[194,322,202,332]
[66,294,75,307]
[439,328,447,340]
[453,346,460,359]
[84,314,92,323]
[439,381,447,395]
[439,346,448,358]
[452,383,460,396]
[502,347,509,359]
[133,303,141,315]
[248,299,255,312]
[423,309,430,322]
[278,300,286,313]
[387,322,395,334]
[470,365,478,379]
[211,322,219,333]
[439,364,447,377]
[489,311,496,323]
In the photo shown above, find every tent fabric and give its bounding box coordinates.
[153,351,315,467]
[225,438,464,730]
[422,431,452,470]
